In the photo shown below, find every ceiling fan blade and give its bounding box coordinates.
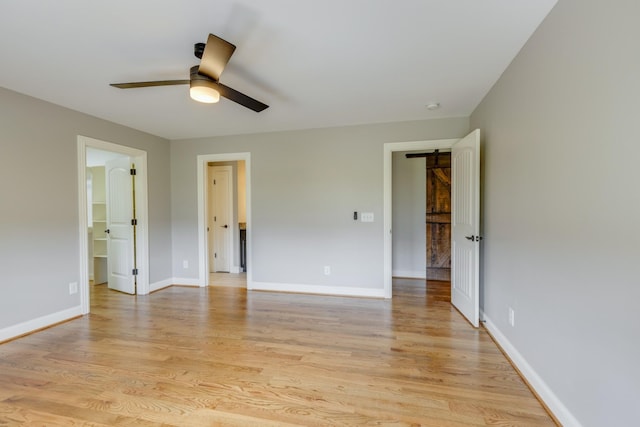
[110,80,190,89]
[214,82,269,112]
[198,34,236,81]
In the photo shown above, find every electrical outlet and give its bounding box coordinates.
[324,266,331,275]
[508,307,515,327]
[183,260,189,269]
[69,282,78,295]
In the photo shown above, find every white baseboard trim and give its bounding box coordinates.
[0,306,83,343]
[171,277,203,287]
[482,312,582,427]
[149,278,173,293]
[249,281,385,298]
[230,266,241,274]
[392,269,426,279]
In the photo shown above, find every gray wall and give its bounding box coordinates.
[0,87,172,329]
[392,152,426,278]
[171,118,468,291]
[471,0,640,425]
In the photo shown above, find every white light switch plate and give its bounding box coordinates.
[361,212,374,222]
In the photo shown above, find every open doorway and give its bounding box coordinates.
[197,153,251,288]
[385,138,458,298]
[86,148,129,288]
[384,130,480,327]
[77,136,150,314]
[391,149,453,282]
[391,150,428,280]
[399,150,452,281]
[206,161,247,285]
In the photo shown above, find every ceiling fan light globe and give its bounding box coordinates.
[189,83,220,103]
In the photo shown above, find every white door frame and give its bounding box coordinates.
[383,138,459,299]
[77,135,150,313]
[197,153,251,287]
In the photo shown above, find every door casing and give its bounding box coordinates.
[77,135,149,313]
[384,132,480,321]
[197,153,251,287]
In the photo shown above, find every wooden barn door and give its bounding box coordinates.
[425,151,452,281]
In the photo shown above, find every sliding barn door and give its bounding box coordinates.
[426,152,452,281]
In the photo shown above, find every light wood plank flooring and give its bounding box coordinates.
[209,272,247,288]
[0,279,555,426]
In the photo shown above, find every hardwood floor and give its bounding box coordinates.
[0,279,555,426]
[209,272,247,288]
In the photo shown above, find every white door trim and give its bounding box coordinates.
[77,135,150,313]
[197,153,251,287]
[383,138,459,299]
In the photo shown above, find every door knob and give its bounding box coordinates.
[222,225,228,228]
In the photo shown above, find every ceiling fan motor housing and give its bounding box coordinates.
[194,42,205,59]
[190,65,210,81]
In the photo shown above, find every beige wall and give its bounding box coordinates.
[471,0,640,424]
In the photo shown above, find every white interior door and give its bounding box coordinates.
[451,129,480,327]
[209,166,232,272]
[106,157,136,294]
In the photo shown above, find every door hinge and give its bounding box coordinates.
[132,268,138,276]
[131,218,137,226]
[130,168,137,176]
[213,179,216,185]
[214,253,217,258]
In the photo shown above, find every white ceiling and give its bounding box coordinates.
[0,0,557,140]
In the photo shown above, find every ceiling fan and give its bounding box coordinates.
[110,34,268,112]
